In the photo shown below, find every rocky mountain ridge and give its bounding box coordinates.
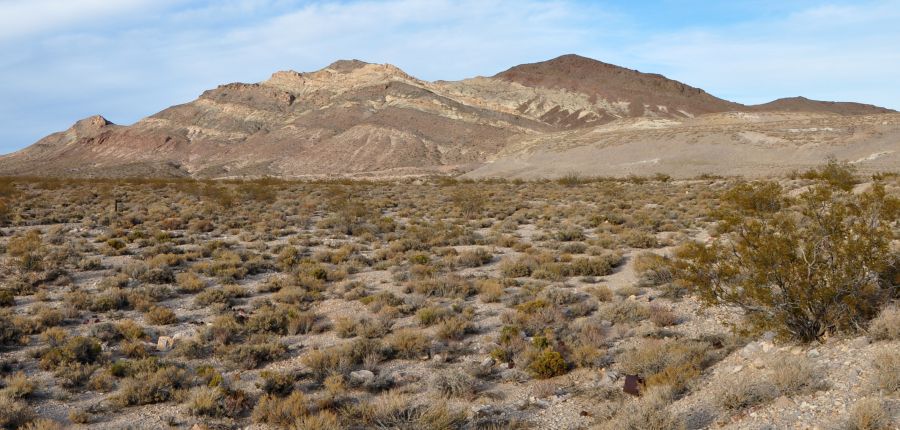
[1,54,896,178]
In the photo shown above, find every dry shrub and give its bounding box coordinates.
[0,395,34,429]
[258,370,294,396]
[770,354,826,395]
[456,248,492,267]
[416,306,452,326]
[586,285,613,302]
[113,366,189,406]
[1,372,37,399]
[649,304,680,327]
[186,386,224,417]
[436,316,473,341]
[618,339,714,394]
[476,279,505,303]
[595,386,683,430]
[868,306,900,341]
[633,252,674,287]
[247,304,318,335]
[872,350,900,393]
[716,371,778,412]
[19,418,64,430]
[345,391,466,429]
[843,397,894,430]
[295,410,342,430]
[144,306,177,325]
[499,257,532,278]
[175,272,205,293]
[432,368,477,398]
[599,300,650,324]
[222,338,286,369]
[252,391,309,426]
[386,328,430,359]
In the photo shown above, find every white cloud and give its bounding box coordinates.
[0,0,175,42]
[625,0,900,106]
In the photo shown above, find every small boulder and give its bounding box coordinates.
[349,370,375,386]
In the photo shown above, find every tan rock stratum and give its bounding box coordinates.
[1,54,897,178]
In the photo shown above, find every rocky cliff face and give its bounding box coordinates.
[0,55,895,178]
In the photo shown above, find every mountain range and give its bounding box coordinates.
[1,54,897,178]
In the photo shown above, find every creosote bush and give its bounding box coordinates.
[674,182,899,341]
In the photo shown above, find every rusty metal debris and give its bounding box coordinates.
[623,374,644,396]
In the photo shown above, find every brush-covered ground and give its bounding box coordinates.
[0,166,897,430]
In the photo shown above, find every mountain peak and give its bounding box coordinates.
[73,115,112,133]
[326,59,370,73]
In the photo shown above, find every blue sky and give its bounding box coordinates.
[1,0,898,154]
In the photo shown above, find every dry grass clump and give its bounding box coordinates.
[175,271,206,293]
[714,353,825,414]
[258,370,295,396]
[432,368,477,398]
[618,339,717,394]
[0,394,34,429]
[386,328,430,359]
[872,350,900,393]
[113,365,190,406]
[594,386,684,430]
[770,354,826,395]
[868,306,900,341]
[716,370,779,412]
[342,391,466,428]
[455,247,493,267]
[144,305,177,325]
[842,397,894,430]
[1,372,37,399]
[252,391,309,426]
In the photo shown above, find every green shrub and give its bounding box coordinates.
[801,156,859,191]
[39,336,102,370]
[527,348,568,379]
[674,183,899,342]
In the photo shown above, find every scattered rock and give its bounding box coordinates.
[850,336,869,348]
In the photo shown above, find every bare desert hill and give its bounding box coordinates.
[0,54,896,178]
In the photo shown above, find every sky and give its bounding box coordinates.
[1,0,898,153]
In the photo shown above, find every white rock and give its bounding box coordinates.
[156,336,175,351]
[349,370,375,386]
